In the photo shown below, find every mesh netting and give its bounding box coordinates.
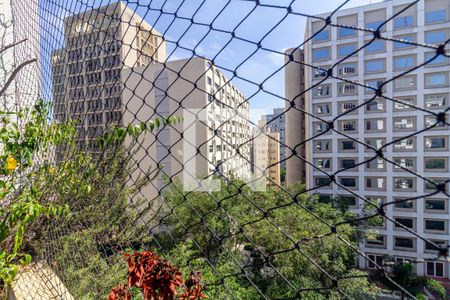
[1,0,450,299]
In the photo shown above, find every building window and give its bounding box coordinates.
[365,138,385,151]
[365,40,385,53]
[424,157,447,172]
[394,178,415,191]
[394,198,415,211]
[394,55,415,70]
[313,67,328,79]
[424,115,447,130]
[394,237,415,251]
[339,101,358,114]
[313,122,328,134]
[425,10,447,24]
[365,119,385,132]
[394,97,416,111]
[426,261,445,278]
[393,157,415,171]
[425,240,448,254]
[339,177,357,189]
[365,79,384,93]
[393,137,415,152]
[365,59,385,73]
[312,30,330,42]
[312,84,331,97]
[339,140,357,151]
[425,52,447,66]
[338,43,357,58]
[317,194,332,203]
[425,30,447,45]
[366,235,386,248]
[339,120,357,133]
[394,217,414,230]
[425,199,446,212]
[312,47,330,61]
[338,83,357,96]
[313,103,331,115]
[425,219,446,233]
[339,158,357,170]
[366,177,385,190]
[365,99,384,112]
[338,195,356,207]
[394,15,414,28]
[425,136,447,151]
[365,20,384,32]
[337,63,357,76]
[338,27,356,38]
[425,94,446,110]
[425,73,448,88]
[393,116,416,131]
[314,140,331,152]
[394,35,415,49]
[314,158,331,170]
[425,178,447,192]
[365,158,385,171]
[315,176,332,187]
[367,254,383,269]
[394,76,416,90]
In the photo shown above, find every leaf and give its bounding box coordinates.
[19,254,32,265]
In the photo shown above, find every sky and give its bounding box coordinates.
[40,0,382,119]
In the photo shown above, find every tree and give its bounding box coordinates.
[0,99,180,297]
[373,259,447,300]
[157,180,377,299]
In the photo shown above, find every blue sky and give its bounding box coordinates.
[41,0,381,118]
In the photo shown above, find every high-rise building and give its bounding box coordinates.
[252,120,281,187]
[0,0,40,113]
[122,57,251,195]
[52,2,166,160]
[284,48,306,186]
[303,0,450,278]
[262,108,286,175]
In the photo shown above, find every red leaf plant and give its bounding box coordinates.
[108,284,131,300]
[108,251,207,300]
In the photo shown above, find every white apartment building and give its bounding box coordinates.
[52,1,166,160]
[122,57,251,196]
[0,0,40,112]
[304,0,450,278]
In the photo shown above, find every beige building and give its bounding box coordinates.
[122,57,251,196]
[52,1,166,160]
[252,120,281,187]
[284,48,306,186]
[304,0,450,278]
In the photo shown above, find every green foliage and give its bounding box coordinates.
[0,100,72,289]
[0,99,178,297]
[424,278,447,299]
[158,180,376,299]
[35,148,152,299]
[376,261,447,299]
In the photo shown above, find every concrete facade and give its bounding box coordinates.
[252,120,281,187]
[122,57,251,197]
[284,48,306,186]
[262,108,286,175]
[52,1,166,160]
[304,0,450,278]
